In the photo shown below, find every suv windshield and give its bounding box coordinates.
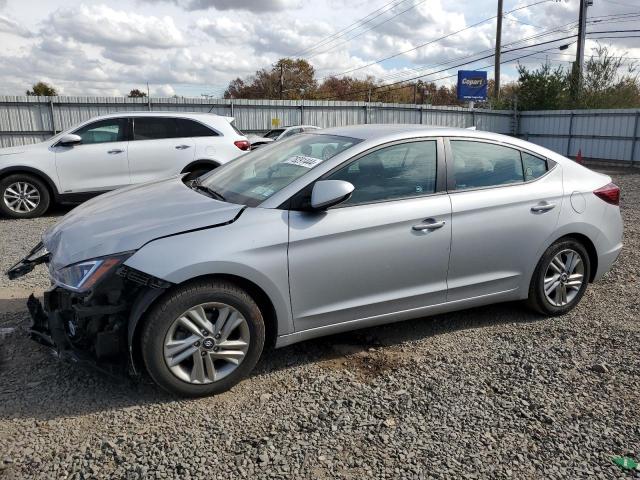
[199,134,361,207]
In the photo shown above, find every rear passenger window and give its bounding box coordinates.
[450,141,523,190]
[327,141,437,206]
[522,152,547,181]
[133,118,178,140]
[176,119,217,137]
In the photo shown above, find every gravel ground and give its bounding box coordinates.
[1,169,639,479]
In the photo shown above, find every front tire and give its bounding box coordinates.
[0,174,51,218]
[527,239,591,316]
[141,280,265,397]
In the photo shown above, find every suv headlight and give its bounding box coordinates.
[53,252,133,292]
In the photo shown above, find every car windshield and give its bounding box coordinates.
[264,129,285,139]
[199,134,361,207]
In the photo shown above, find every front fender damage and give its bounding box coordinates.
[27,266,172,376]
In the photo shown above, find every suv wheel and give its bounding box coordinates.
[0,174,51,219]
[527,239,591,316]
[141,280,265,397]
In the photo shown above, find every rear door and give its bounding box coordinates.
[54,117,130,193]
[445,138,563,301]
[288,139,452,332]
[128,117,195,184]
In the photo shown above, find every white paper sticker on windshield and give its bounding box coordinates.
[284,155,323,169]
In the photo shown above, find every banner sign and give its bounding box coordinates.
[457,71,488,101]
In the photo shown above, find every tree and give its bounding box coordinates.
[577,45,640,109]
[128,88,147,98]
[26,82,57,96]
[224,58,317,100]
[514,63,569,111]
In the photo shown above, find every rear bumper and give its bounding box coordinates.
[594,242,623,282]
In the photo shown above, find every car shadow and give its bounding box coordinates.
[0,298,542,421]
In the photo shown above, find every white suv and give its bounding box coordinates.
[0,112,250,218]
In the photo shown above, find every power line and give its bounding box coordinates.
[318,0,554,80]
[331,44,577,101]
[292,0,413,58]
[305,0,428,60]
[355,22,578,85]
[318,36,577,100]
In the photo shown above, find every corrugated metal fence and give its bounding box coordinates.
[0,96,513,147]
[517,109,640,165]
[0,96,638,165]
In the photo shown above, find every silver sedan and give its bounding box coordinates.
[9,125,623,397]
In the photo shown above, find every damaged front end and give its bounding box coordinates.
[11,249,172,376]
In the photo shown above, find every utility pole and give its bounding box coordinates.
[576,0,589,75]
[279,64,284,100]
[571,0,591,100]
[494,0,503,99]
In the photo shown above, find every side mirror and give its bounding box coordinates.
[310,180,354,210]
[58,134,82,146]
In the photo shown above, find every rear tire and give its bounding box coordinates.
[0,173,50,219]
[527,239,591,316]
[141,279,265,397]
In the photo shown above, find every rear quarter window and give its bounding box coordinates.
[176,118,218,137]
[522,152,548,181]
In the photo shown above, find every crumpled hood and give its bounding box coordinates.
[43,176,244,268]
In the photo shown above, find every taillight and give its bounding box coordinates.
[593,182,620,206]
[234,140,250,151]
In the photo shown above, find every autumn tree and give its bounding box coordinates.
[128,88,147,98]
[224,58,317,99]
[26,82,57,96]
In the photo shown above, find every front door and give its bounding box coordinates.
[445,138,563,301]
[288,139,452,332]
[54,117,130,193]
[128,117,195,184]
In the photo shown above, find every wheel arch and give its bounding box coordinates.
[557,233,598,283]
[180,159,220,174]
[128,273,278,374]
[0,166,59,200]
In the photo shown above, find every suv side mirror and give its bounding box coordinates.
[311,180,354,210]
[58,134,82,146]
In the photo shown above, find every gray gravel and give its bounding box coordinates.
[1,169,639,479]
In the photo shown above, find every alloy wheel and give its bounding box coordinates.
[3,181,40,213]
[163,302,250,384]
[543,248,585,307]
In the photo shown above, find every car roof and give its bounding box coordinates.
[91,111,230,121]
[318,124,566,162]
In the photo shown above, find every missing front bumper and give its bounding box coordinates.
[24,285,132,374]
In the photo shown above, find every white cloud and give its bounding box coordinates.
[0,0,637,97]
[48,4,186,50]
[0,14,33,37]
[153,84,177,96]
[149,0,301,12]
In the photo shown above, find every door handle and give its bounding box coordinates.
[175,145,191,150]
[531,203,556,213]
[412,220,446,231]
[107,149,124,154]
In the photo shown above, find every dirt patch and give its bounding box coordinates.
[318,343,417,381]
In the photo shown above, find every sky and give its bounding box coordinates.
[0,0,638,98]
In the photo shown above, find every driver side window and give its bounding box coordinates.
[73,118,127,145]
[326,141,438,206]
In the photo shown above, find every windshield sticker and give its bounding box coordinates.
[283,155,323,169]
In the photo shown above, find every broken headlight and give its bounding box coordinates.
[53,252,134,292]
